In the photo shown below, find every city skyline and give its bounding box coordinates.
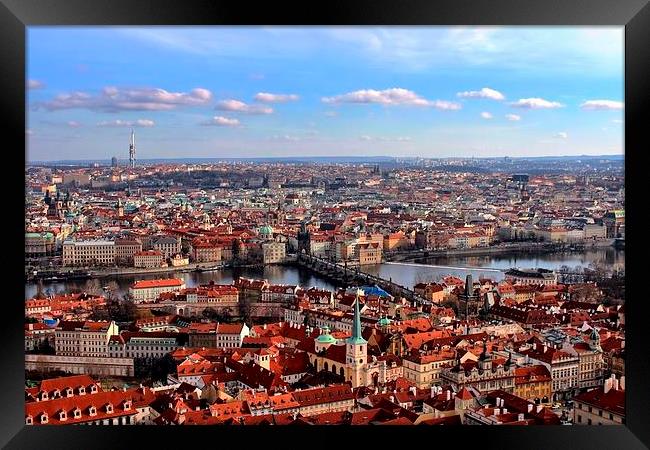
[27,26,624,161]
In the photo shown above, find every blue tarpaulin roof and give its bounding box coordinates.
[360,285,392,298]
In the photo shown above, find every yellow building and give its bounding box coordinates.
[513,365,553,402]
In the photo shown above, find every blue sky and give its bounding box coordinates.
[26,27,624,161]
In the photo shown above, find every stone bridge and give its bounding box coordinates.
[296,254,432,306]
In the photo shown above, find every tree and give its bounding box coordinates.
[105,281,120,300]
[202,307,218,320]
[83,279,102,295]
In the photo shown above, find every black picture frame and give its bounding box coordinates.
[2,0,647,448]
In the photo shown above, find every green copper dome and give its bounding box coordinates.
[316,326,337,344]
[378,317,392,327]
[259,225,273,235]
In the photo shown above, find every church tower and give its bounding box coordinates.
[116,197,124,218]
[458,274,480,320]
[346,289,368,388]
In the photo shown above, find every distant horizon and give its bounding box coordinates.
[27,153,625,165]
[27,26,624,160]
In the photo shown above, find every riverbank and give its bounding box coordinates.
[88,263,229,278]
[385,241,615,261]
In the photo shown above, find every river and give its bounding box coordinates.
[25,248,624,300]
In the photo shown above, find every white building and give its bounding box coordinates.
[55,320,119,358]
[129,278,186,303]
[62,240,116,267]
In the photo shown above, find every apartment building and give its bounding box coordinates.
[62,240,116,267]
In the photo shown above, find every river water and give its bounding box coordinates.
[25,248,624,300]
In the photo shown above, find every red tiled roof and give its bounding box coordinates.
[131,278,184,289]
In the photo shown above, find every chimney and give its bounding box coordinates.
[446,390,451,401]
[536,404,543,413]
[496,397,501,407]
[613,377,619,391]
[604,378,613,394]
[502,408,508,414]
[533,343,537,351]
[494,408,500,415]
[527,404,533,413]
[621,340,625,349]
[620,376,625,390]
[518,413,525,422]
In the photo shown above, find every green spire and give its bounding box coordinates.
[348,289,367,345]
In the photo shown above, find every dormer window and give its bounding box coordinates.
[66,388,73,397]
[39,391,48,401]
[78,386,86,395]
[89,406,97,416]
[53,389,61,398]
[73,408,81,418]
[90,385,98,394]
[41,413,48,424]
[123,401,131,411]
[106,403,113,413]
[59,410,67,421]
[25,415,33,425]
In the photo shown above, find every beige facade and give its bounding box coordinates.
[133,250,164,268]
[55,321,119,357]
[129,279,186,303]
[192,242,222,263]
[25,354,134,377]
[62,240,116,267]
[402,352,456,388]
[115,239,143,266]
[152,236,182,258]
[262,241,286,264]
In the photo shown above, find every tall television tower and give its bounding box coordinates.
[128,129,136,168]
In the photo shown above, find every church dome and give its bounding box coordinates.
[316,326,337,344]
[259,225,274,235]
[378,317,392,327]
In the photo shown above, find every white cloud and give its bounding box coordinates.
[511,98,563,109]
[254,92,299,103]
[554,132,568,139]
[505,114,521,121]
[38,87,212,111]
[359,135,412,142]
[67,121,82,128]
[580,100,624,110]
[97,119,155,127]
[458,87,505,100]
[215,99,273,114]
[28,79,45,90]
[201,116,240,127]
[322,88,461,110]
[612,119,623,124]
[271,134,301,142]
[480,112,493,119]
